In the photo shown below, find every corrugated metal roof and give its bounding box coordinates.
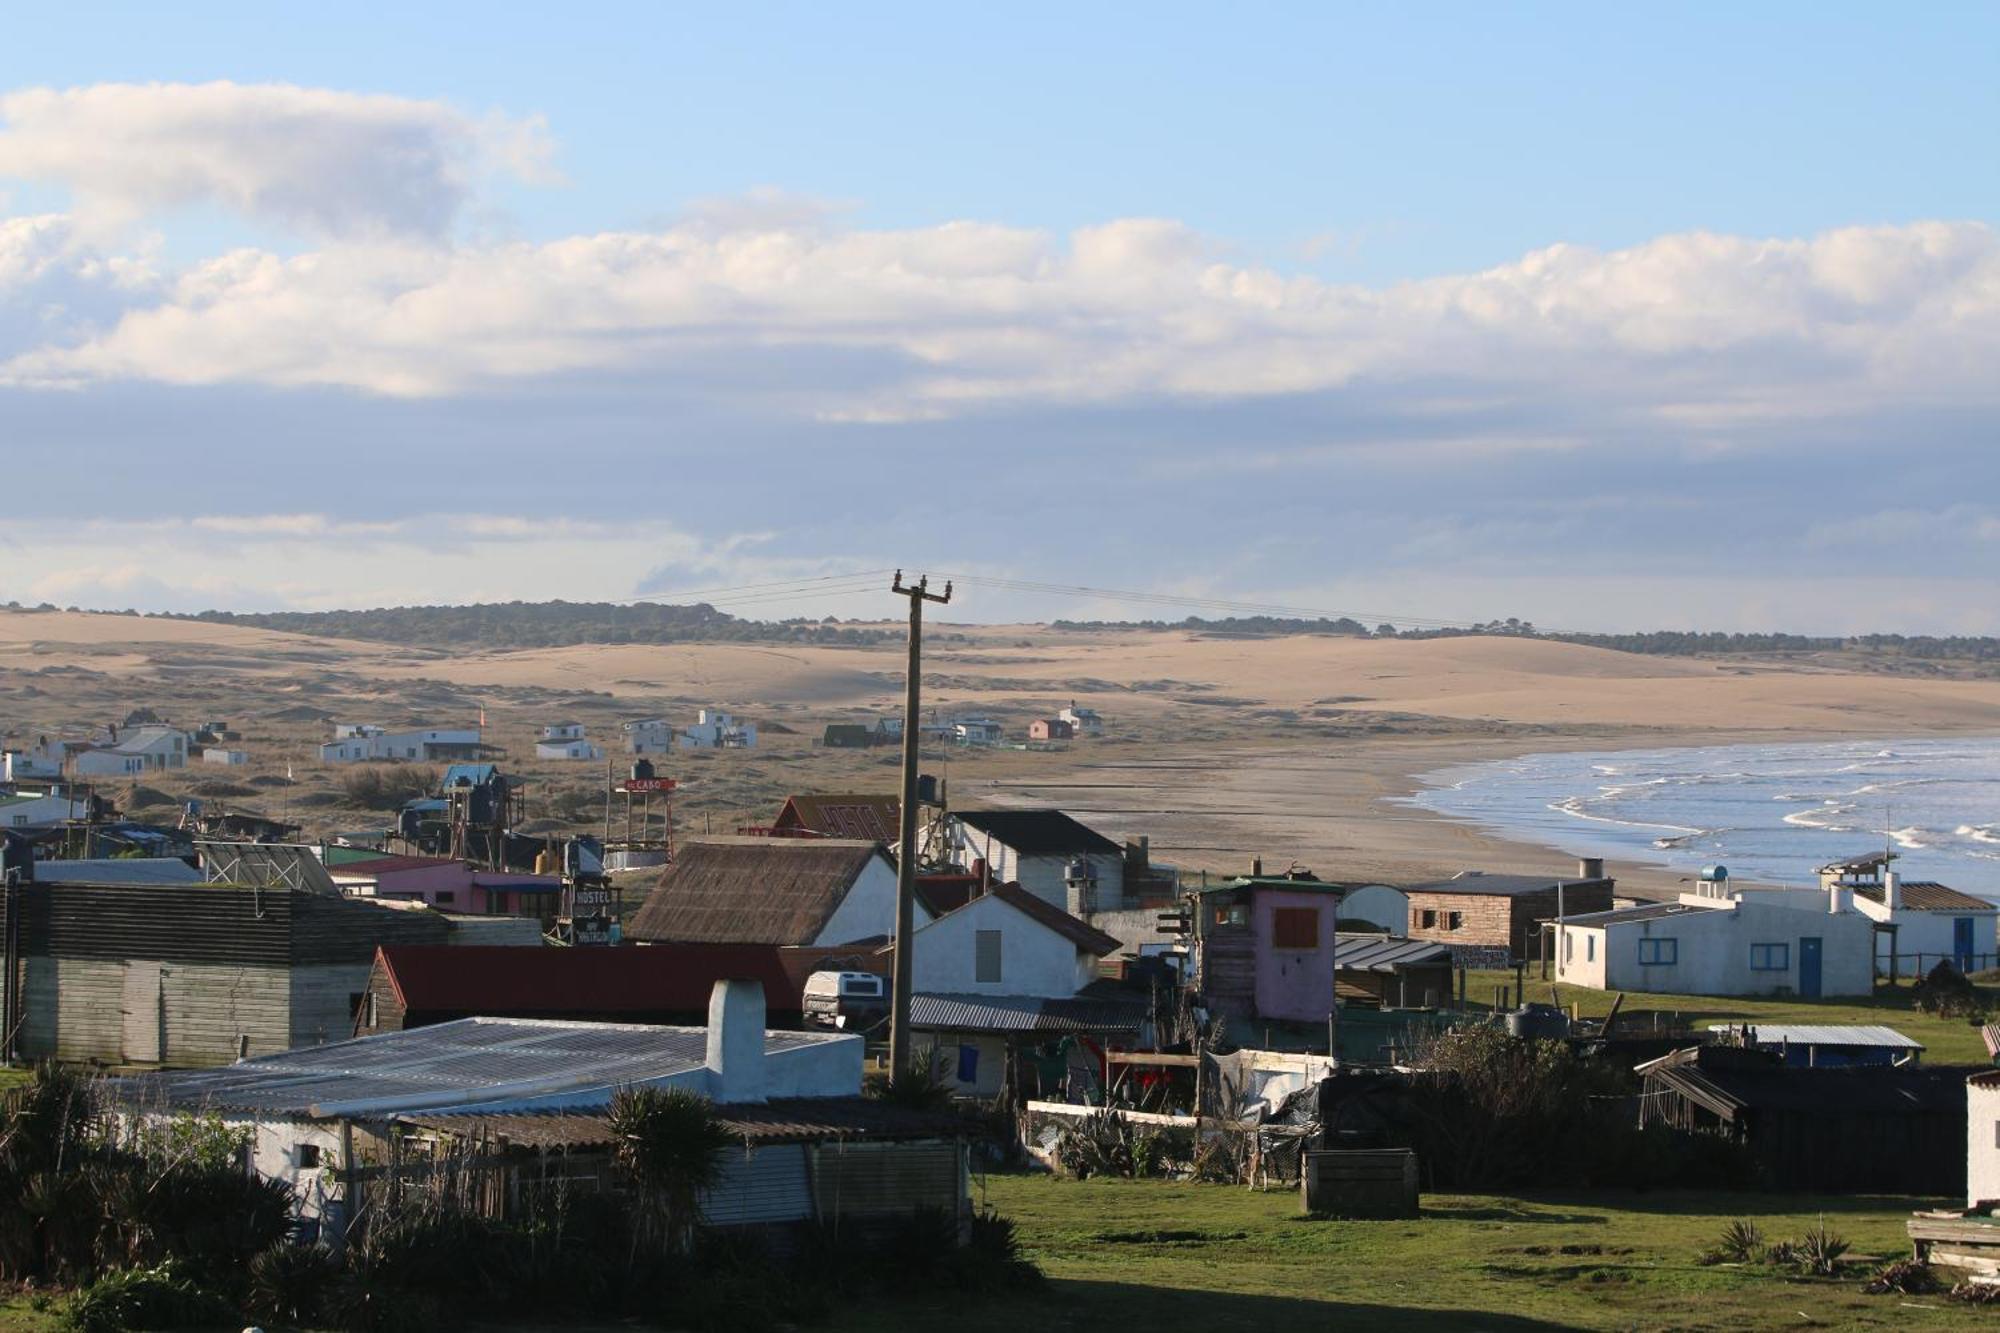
[397,1098,964,1149]
[1406,872,1613,897]
[1330,934,1453,971]
[1562,901,1725,926]
[1854,881,1998,913]
[951,809,1121,856]
[376,943,804,1016]
[32,858,201,886]
[110,1016,845,1118]
[1707,1024,1925,1050]
[908,991,1144,1034]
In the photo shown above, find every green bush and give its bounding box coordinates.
[62,1262,236,1333]
[245,1241,338,1325]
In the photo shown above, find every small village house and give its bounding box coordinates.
[1553,865,1877,998]
[109,982,934,1245]
[951,717,1004,746]
[534,735,605,761]
[1027,718,1074,742]
[622,718,675,753]
[1825,853,1998,977]
[1058,702,1104,736]
[895,881,1137,1097]
[326,853,564,918]
[73,723,190,775]
[0,847,472,1066]
[0,788,93,830]
[1404,860,1615,966]
[1331,934,1456,1010]
[1,738,68,782]
[624,837,916,946]
[321,725,482,763]
[1193,873,1417,1025]
[768,793,901,842]
[681,708,757,749]
[946,808,1126,914]
[201,747,250,766]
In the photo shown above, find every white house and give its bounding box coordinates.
[899,883,1134,1097]
[1552,866,1877,998]
[1822,855,1997,978]
[952,718,1003,746]
[1970,1071,2000,1208]
[682,709,757,749]
[1057,702,1104,737]
[110,983,863,1242]
[74,725,189,776]
[623,719,675,754]
[1,739,68,782]
[535,737,604,761]
[947,809,1126,913]
[320,726,481,763]
[540,722,585,742]
[201,748,250,767]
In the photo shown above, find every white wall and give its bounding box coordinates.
[908,892,1094,998]
[1971,1081,2000,1209]
[1339,885,1410,933]
[1855,903,1998,976]
[812,854,914,945]
[1558,897,1875,997]
[916,1032,1009,1097]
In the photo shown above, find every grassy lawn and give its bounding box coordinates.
[1461,970,1997,1065]
[832,1176,1982,1332]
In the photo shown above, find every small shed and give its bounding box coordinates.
[1332,934,1455,1009]
[1637,1045,1971,1193]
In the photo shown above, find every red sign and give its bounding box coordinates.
[621,776,677,793]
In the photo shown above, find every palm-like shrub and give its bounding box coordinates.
[607,1087,733,1256]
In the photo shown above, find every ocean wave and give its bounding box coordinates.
[1782,801,1857,830]
[1957,824,2000,846]
[1890,826,1929,851]
[1547,795,1706,837]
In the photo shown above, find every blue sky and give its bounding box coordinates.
[1,4,1997,629]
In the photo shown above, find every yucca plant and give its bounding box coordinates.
[1709,1218,1765,1264]
[1798,1217,1850,1276]
[607,1086,732,1257]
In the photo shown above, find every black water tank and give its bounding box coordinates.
[632,759,655,781]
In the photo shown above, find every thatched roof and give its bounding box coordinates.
[624,836,889,945]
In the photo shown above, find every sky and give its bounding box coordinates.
[1,3,1997,631]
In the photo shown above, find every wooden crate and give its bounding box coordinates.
[1301,1148,1419,1219]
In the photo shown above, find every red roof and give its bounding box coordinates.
[373,943,804,1017]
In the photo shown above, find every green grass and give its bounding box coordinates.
[0,1067,32,1094]
[832,1177,1978,1332]
[1462,969,1998,1065]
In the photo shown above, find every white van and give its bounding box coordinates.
[803,970,887,1029]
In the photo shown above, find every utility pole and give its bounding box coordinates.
[889,569,951,1080]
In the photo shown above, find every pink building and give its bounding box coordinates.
[329,854,563,917]
[1028,718,1075,742]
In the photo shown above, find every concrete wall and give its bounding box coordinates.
[813,855,907,945]
[915,1031,1010,1097]
[1558,897,1876,997]
[908,892,1092,998]
[1971,1081,2000,1209]
[1858,905,1998,976]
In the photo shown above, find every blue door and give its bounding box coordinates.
[1955,917,1976,972]
[1798,937,1822,998]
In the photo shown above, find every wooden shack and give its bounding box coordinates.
[1637,1045,1971,1194]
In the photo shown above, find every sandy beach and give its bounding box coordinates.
[4,609,1999,895]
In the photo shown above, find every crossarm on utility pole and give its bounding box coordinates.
[888,570,952,1081]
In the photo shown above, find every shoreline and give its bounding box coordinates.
[985,724,2000,901]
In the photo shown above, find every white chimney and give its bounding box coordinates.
[1828,885,1847,915]
[706,978,767,1104]
[1884,869,1902,911]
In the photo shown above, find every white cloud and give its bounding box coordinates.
[0,212,1993,434]
[0,81,554,239]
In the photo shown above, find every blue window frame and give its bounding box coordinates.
[1750,943,1789,971]
[1637,937,1677,966]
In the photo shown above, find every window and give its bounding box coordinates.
[1638,937,1677,966]
[297,1143,321,1169]
[1271,907,1319,950]
[1750,943,1789,971]
[975,930,1003,983]
[435,891,456,904]
[1585,935,1596,962]
[10,816,24,827]
[1446,911,1463,931]
[1212,904,1248,928]
[1418,909,1438,929]
[1563,932,1573,963]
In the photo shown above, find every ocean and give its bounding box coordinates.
[1403,735,2000,901]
